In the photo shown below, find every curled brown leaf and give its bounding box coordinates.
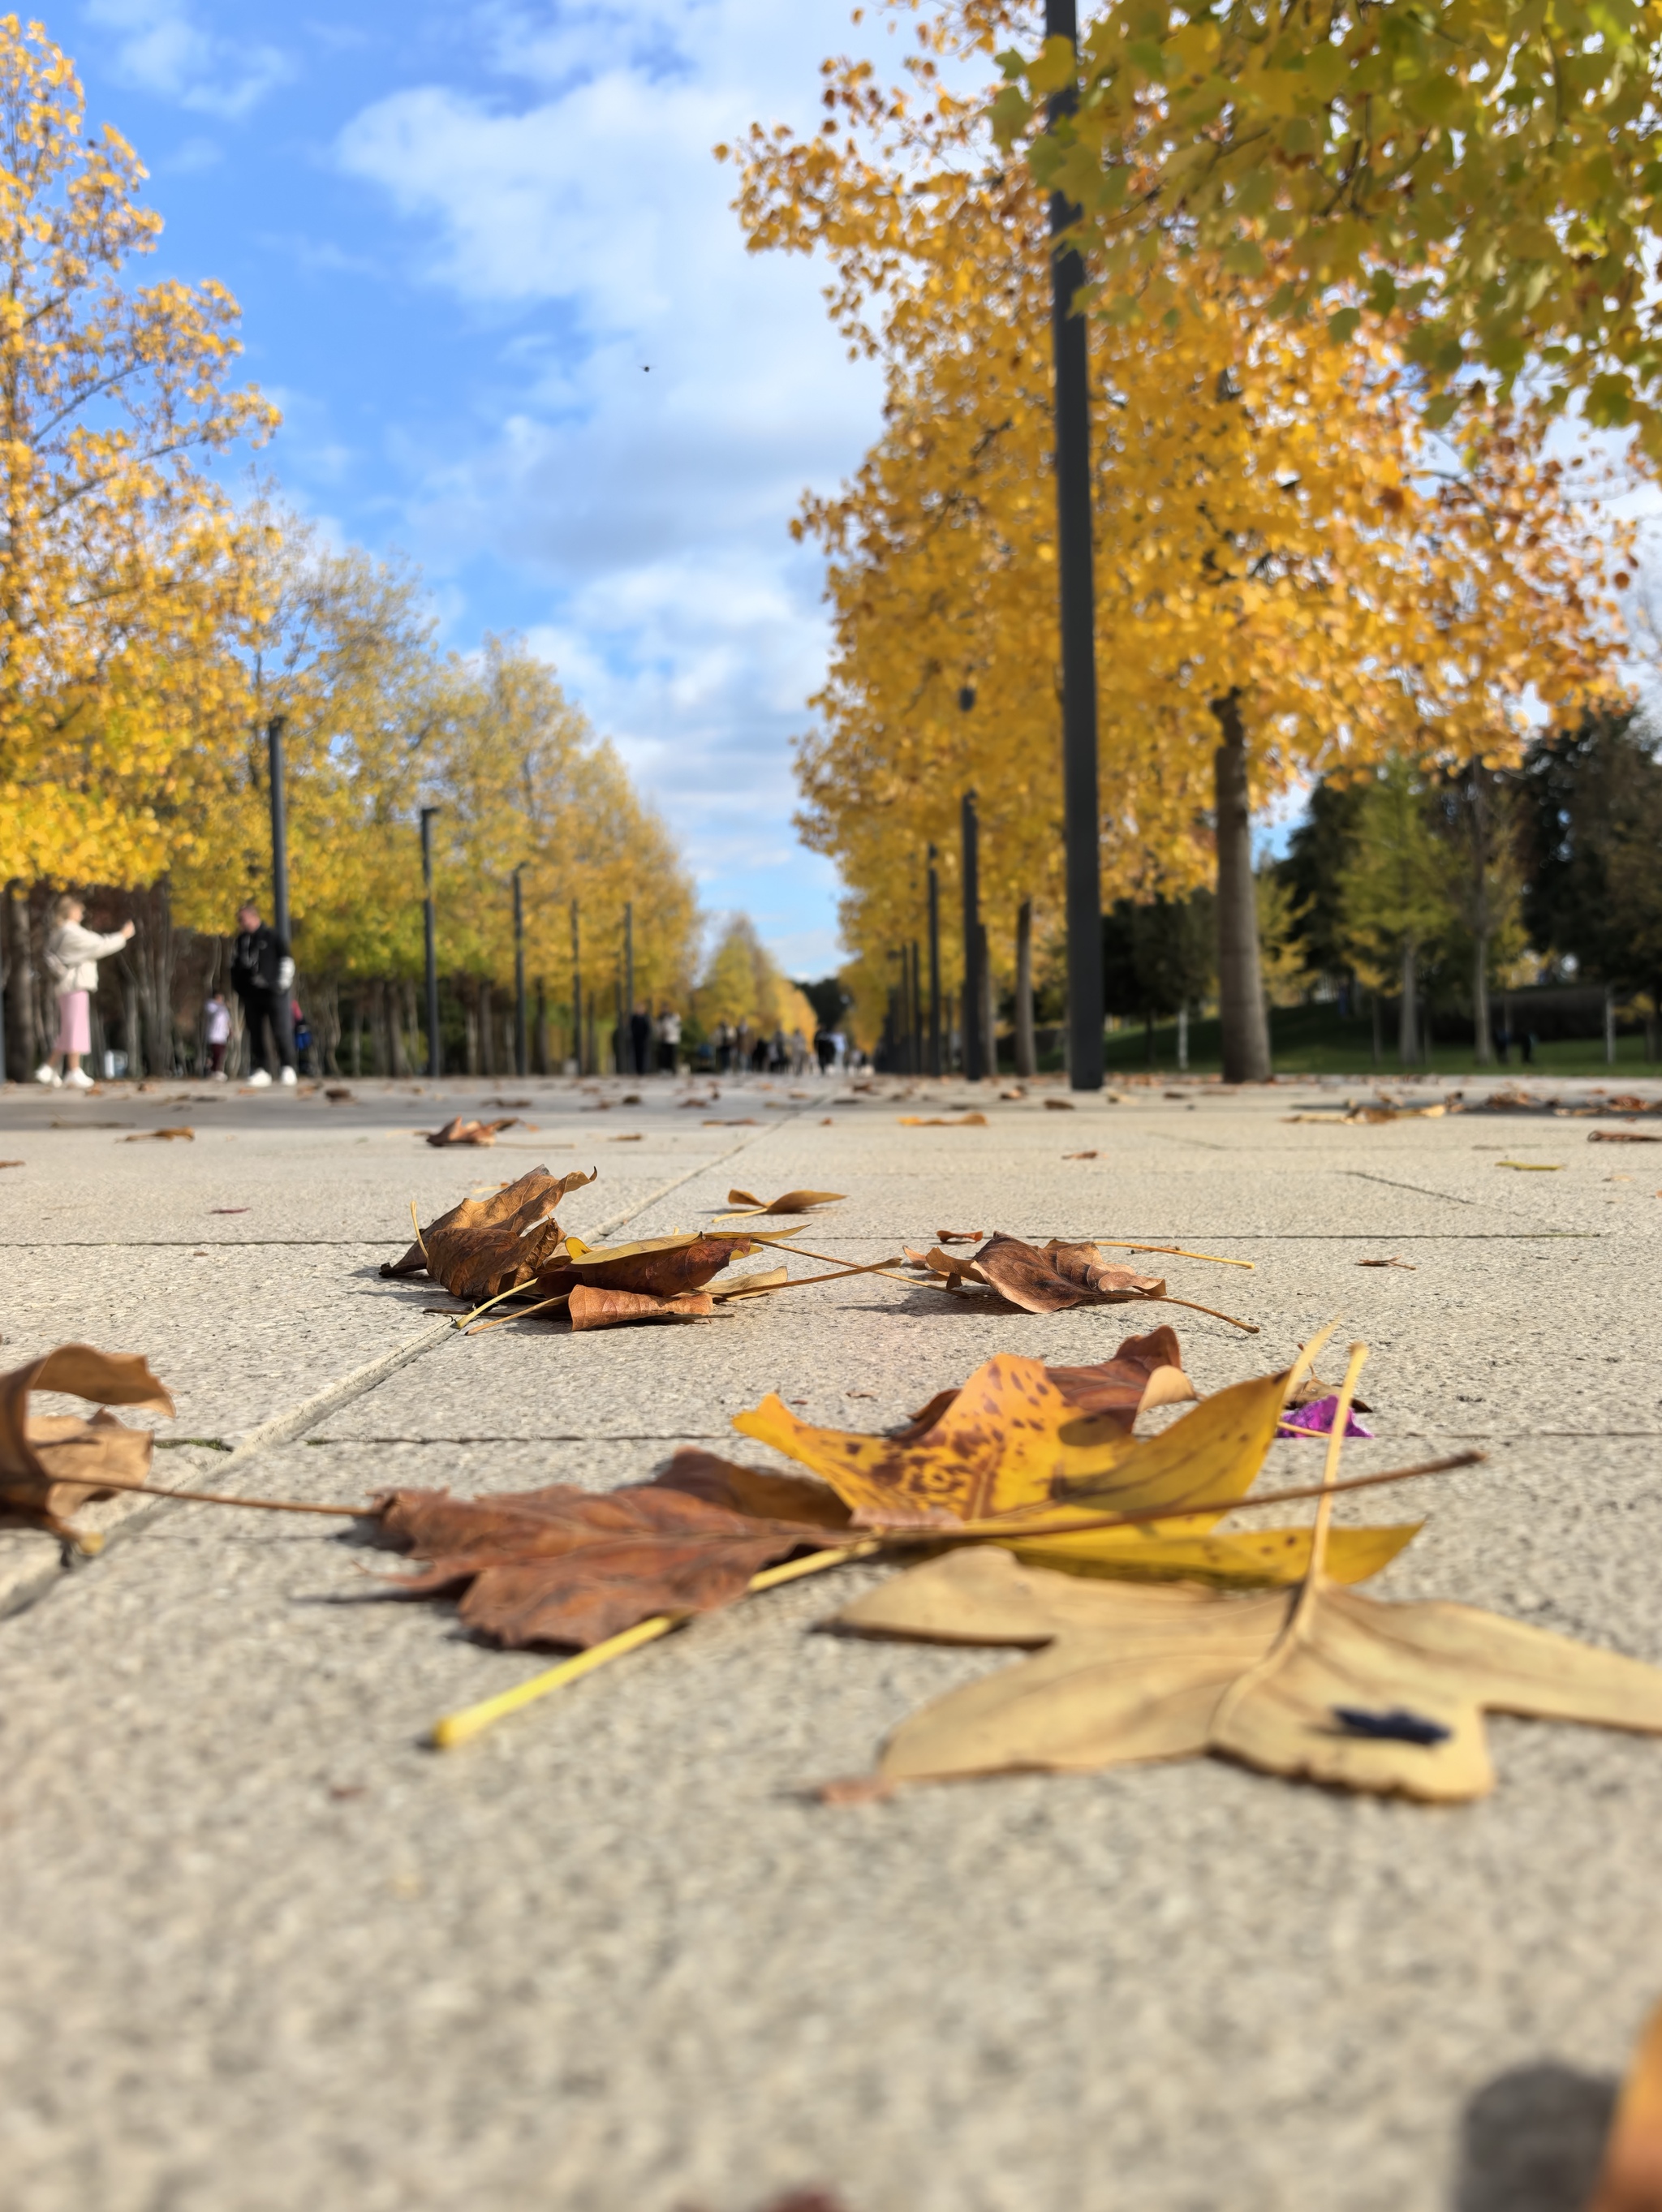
[0,1345,175,1541]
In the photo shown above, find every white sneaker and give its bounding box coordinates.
[279,1066,296,1087]
[33,1064,59,1086]
[212,1070,227,1083]
[248,1068,272,1087]
[62,1067,94,1090]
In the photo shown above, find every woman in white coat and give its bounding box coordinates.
[38,894,134,1089]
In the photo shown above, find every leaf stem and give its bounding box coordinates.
[429,1540,876,1749]
[1159,1293,1259,1332]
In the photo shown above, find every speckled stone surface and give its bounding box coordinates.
[3,1068,1661,2212]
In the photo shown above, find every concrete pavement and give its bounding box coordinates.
[3,1065,1662,2211]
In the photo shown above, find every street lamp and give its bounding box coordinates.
[512,864,528,1078]
[961,790,984,1081]
[268,717,290,949]
[1044,0,1104,1091]
[420,806,440,1078]
[927,844,942,1078]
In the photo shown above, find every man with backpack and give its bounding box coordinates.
[230,902,298,1087]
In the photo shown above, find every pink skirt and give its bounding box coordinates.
[55,989,91,1056]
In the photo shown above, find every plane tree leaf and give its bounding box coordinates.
[422,1116,520,1147]
[366,1474,847,1648]
[722,1188,846,1216]
[381,1166,596,1302]
[568,1286,714,1331]
[537,1233,753,1302]
[1587,1997,1662,2212]
[735,1334,1298,1530]
[0,1345,174,1541]
[831,1345,1662,1801]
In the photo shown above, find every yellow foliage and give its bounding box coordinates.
[732,4,1626,986]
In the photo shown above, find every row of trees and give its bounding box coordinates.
[1094,714,1662,1065]
[730,2,1644,1064]
[0,20,810,1079]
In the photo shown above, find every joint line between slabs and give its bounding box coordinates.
[0,1125,781,1616]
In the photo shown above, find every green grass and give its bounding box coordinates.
[1025,1002,1661,1079]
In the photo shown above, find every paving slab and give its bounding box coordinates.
[3,1073,1662,2212]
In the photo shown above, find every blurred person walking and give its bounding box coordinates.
[230,902,297,1087]
[656,1005,681,1074]
[204,991,231,1078]
[629,1001,652,1078]
[38,895,133,1089]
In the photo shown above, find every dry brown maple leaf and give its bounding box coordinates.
[422,1116,519,1147]
[898,1112,988,1127]
[540,1232,756,1302]
[906,1233,1165,1314]
[934,1229,984,1244]
[0,1345,175,1542]
[1587,1998,1662,2212]
[1044,1098,1075,1111]
[123,1127,192,1142]
[892,1325,1193,1444]
[830,1348,1662,1801]
[367,1462,846,1647]
[381,1165,596,1302]
[723,1187,846,1216]
[568,1285,713,1330]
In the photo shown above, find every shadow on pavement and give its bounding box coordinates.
[1453,2060,1615,2211]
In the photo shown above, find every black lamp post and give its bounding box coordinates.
[268,717,290,949]
[926,845,942,1078]
[960,791,984,1080]
[1044,0,1104,1091]
[420,806,440,1078]
[512,864,528,1078]
[571,900,582,1075]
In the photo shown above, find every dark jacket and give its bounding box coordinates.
[230,923,291,996]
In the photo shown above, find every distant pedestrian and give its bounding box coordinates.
[629,1001,652,1078]
[38,895,133,1090]
[656,1005,681,1074]
[205,992,231,1078]
[790,1026,807,1076]
[230,902,297,1087]
[814,1026,835,1074]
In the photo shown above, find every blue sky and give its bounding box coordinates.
[67,0,898,977]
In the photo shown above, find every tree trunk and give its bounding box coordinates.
[980,924,997,1078]
[1212,692,1272,1082]
[388,980,407,1077]
[1472,933,1492,1065]
[1014,901,1037,1077]
[1144,1009,1155,1066]
[535,982,549,1076]
[1371,991,1381,1067]
[476,979,493,1077]
[123,978,144,1079]
[1399,940,1418,1065]
[6,883,39,1074]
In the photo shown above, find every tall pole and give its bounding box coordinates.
[910,940,923,1075]
[512,865,527,1078]
[267,717,290,949]
[623,902,635,1078]
[927,845,942,1078]
[571,900,582,1076]
[1045,0,1104,1091]
[961,791,984,1080]
[420,806,440,1078]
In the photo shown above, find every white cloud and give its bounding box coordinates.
[85,0,293,118]
[333,0,889,966]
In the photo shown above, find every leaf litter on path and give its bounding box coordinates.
[421,1116,521,1147]
[0,1346,175,1544]
[721,1187,846,1218]
[824,1341,1662,1803]
[900,1233,1259,1331]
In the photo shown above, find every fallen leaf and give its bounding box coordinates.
[1357,1257,1416,1268]
[705,1118,758,1126]
[611,1132,644,1142]
[898,1112,988,1127]
[1592,1130,1662,1144]
[0,1160,22,1169]
[1278,1395,1373,1440]
[54,1119,130,1128]
[1497,1160,1563,1171]
[999,1088,1026,1100]
[123,1127,193,1142]
[1044,1099,1075,1112]
[325,1087,355,1102]
[829,1347,1662,1801]
[620,1094,642,1105]
[889,1327,1193,1446]
[568,1285,713,1330]
[736,1337,1293,1530]
[0,1345,175,1542]
[422,1116,519,1147]
[1587,1997,1662,2212]
[905,1233,1165,1315]
[934,1229,984,1244]
[543,1232,755,1302]
[381,1165,597,1301]
[368,1466,846,1647]
[209,1207,249,1216]
[723,1188,846,1217]
[1064,1150,1100,1160]
[484,1097,531,1108]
